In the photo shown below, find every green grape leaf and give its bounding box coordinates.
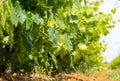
[19,12,26,24]
[74,0,81,9]
[32,14,39,21]
[2,36,9,44]
[15,1,26,24]
[50,54,58,69]
[10,1,26,26]
[55,17,64,29]
[63,34,73,51]
[28,54,33,60]
[68,33,76,39]
[78,43,88,50]
[47,28,60,46]
[10,7,19,27]
[39,18,44,25]
[25,17,33,30]
[32,14,44,25]
[69,15,78,23]
[25,12,33,30]
[47,18,55,27]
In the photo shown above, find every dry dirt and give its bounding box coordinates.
[0,71,113,81]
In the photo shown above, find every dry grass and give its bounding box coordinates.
[107,68,120,81]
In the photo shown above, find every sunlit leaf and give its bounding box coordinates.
[0,0,115,73]
[10,1,26,26]
[10,7,19,27]
[19,12,26,24]
[28,55,33,60]
[47,18,55,27]
[74,0,81,9]
[55,17,65,29]
[2,36,9,44]
[78,43,88,50]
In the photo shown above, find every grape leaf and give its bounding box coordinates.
[63,34,73,51]
[25,17,33,30]
[69,15,78,23]
[47,28,60,46]
[74,0,81,9]
[55,17,64,29]
[10,1,26,26]
[10,7,19,27]
[32,14,44,25]
[50,54,58,69]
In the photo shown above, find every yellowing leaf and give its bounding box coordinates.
[29,55,33,60]
[79,27,86,32]
[72,51,80,61]
[47,18,55,27]
[78,43,88,50]
[3,36,9,44]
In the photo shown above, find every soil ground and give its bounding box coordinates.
[0,70,114,81]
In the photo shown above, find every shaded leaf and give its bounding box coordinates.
[47,28,60,46]
[55,17,64,29]
[50,54,58,69]
[63,34,73,51]
[69,15,78,23]
[32,14,44,25]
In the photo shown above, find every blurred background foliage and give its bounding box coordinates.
[108,55,120,69]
